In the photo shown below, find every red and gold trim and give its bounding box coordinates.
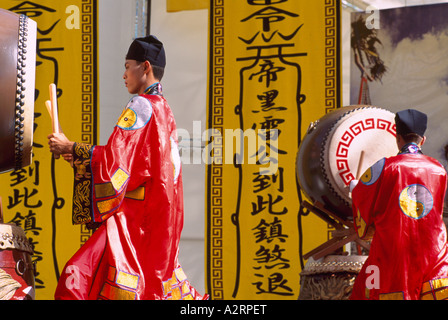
[72,142,94,225]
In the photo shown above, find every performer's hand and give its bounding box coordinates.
[47,133,74,156]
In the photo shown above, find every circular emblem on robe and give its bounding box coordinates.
[360,158,385,186]
[117,96,152,130]
[399,184,433,219]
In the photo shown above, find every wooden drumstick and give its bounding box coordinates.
[45,100,52,122]
[48,83,60,159]
[49,83,60,134]
[356,150,365,180]
[45,99,59,135]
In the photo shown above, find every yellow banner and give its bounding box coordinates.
[206,0,341,299]
[0,0,98,299]
[166,0,209,12]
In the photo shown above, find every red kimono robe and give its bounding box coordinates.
[351,143,448,300]
[55,83,204,300]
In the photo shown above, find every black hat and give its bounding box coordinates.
[395,109,427,137]
[125,35,166,68]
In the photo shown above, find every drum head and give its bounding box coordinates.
[0,9,36,173]
[297,105,398,219]
[323,106,398,206]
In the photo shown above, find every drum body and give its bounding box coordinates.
[0,9,37,173]
[0,224,34,300]
[298,255,367,300]
[297,105,398,219]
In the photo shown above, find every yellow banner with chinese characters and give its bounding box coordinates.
[0,1,98,299]
[206,0,341,299]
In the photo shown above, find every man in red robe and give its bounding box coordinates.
[351,109,448,300]
[48,35,205,300]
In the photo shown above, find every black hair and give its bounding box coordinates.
[400,132,424,145]
[136,60,164,81]
[151,65,165,81]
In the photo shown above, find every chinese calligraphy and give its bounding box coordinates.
[231,0,306,298]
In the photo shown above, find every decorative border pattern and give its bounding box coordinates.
[72,142,94,225]
[324,0,340,114]
[80,0,97,145]
[207,0,224,300]
[80,0,98,245]
[335,118,395,185]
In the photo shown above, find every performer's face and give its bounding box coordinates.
[123,60,146,94]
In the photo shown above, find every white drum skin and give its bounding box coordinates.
[297,105,398,220]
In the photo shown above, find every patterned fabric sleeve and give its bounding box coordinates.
[72,142,95,225]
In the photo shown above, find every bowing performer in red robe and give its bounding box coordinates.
[351,109,448,300]
[48,35,205,300]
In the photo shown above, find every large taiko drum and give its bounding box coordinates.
[0,9,37,300]
[0,223,34,300]
[0,9,37,173]
[297,105,398,219]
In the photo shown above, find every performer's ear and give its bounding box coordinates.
[143,61,152,74]
[420,136,426,147]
